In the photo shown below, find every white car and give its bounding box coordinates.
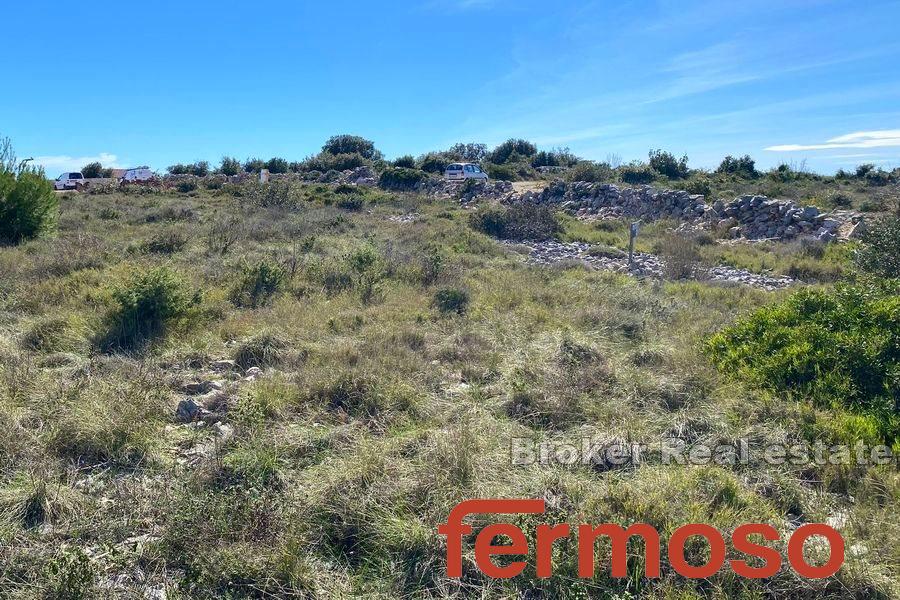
[121,167,154,182]
[53,172,85,190]
[445,162,488,181]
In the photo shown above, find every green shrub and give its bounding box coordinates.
[0,139,58,245]
[417,152,454,174]
[243,157,266,173]
[378,167,426,190]
[483,162,518,181]
[234,332,287,370]
[81,162,111,178]
[469,203,561,241]
[266,157,290,174]
[231,259,286,308]
[679,174,712,197]
[855,215,900,278]
[322,135,381,160]
[142,229,189,254]
[716,155,757,178]
[392,155,416,168]
[705,280,900,443]
[648,149,689,179]
[167,161,209,177]
[176,179,198,193]
[432,287,470,315]
[619,162,655,185]
[101,267,199,350]
[219,156,241,176]
[567,161,614,183]
[336,196,364,211]
[488,139,537,164]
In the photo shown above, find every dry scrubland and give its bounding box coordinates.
[0,178,898,599]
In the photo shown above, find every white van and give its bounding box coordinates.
[121,167,154,182]
[445,162,488,181]
[53,172,85,190]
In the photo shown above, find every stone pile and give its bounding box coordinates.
[422,179,514,203]
[501,181,862,242]
[506,240,796,290]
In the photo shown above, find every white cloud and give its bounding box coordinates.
[765,130,900,151]
[31,152,126,175]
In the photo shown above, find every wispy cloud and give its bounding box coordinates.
[765,130,900,151]
[31,152,126,174]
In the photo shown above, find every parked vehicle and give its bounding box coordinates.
[444,162,488,181]
[53,172,85,190]
[121,167,154,182]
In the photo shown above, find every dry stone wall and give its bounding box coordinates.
[504,181,864,242]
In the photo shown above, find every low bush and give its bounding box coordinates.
[567,161,614,183]
[619,162,655,185]
[142,229,189,254]
[100,267,199,350]
[234,332,287,370]
[336,196,364,211]
[705,280,900,443]
[321,135,381,160]
[378,167,426,190]
[230,258,286,308]
[392,155,416,169]
[855,214,900,278]
[487,138,537,164]
[432,287,470,315]
[654,233,704,280]
[176,179,198,193]
[469,203,561,241]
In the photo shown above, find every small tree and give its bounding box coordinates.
[81,161,104,178]
[716,155,757,178]
[322,135,381,160]
[447,142,487,162]
[243,158,265,173]
[488,139,538,164]
[266,157,290,174]
[219,156,241,176]
[392,155,416,168]
[0,137,58,245]
[648,149,689,179]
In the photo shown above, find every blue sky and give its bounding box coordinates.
[3,0,900,175]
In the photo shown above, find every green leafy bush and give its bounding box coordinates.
[266,157,290,174]
[167,161,209,177]
[219,156,241,176]
[417,152,454,174]
[392,155,416,168]
[648,149,689,179]
[619,162,655,185]
[175,179,198,193]
[231,259,286,308]
[855,215,900,278]
[483,162,518,181]
[101,268,199,350]
[378,167,426,190]
[321,135,381,160]
[567,161,614,183]
[336,195,364,211]
[432,287,470,315]
[705,280,900,442]
[488,139,537,164]
[716,155,757,178]
[81,161,111,178]
[469,203,561,241]
[0,170,57,245]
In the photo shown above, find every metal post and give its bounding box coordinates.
[628,221,639,269]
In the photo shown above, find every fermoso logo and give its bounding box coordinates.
[439,499,844,580]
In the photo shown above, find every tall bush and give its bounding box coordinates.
[0,137,58,245]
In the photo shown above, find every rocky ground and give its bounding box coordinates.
[506,239,796,290]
